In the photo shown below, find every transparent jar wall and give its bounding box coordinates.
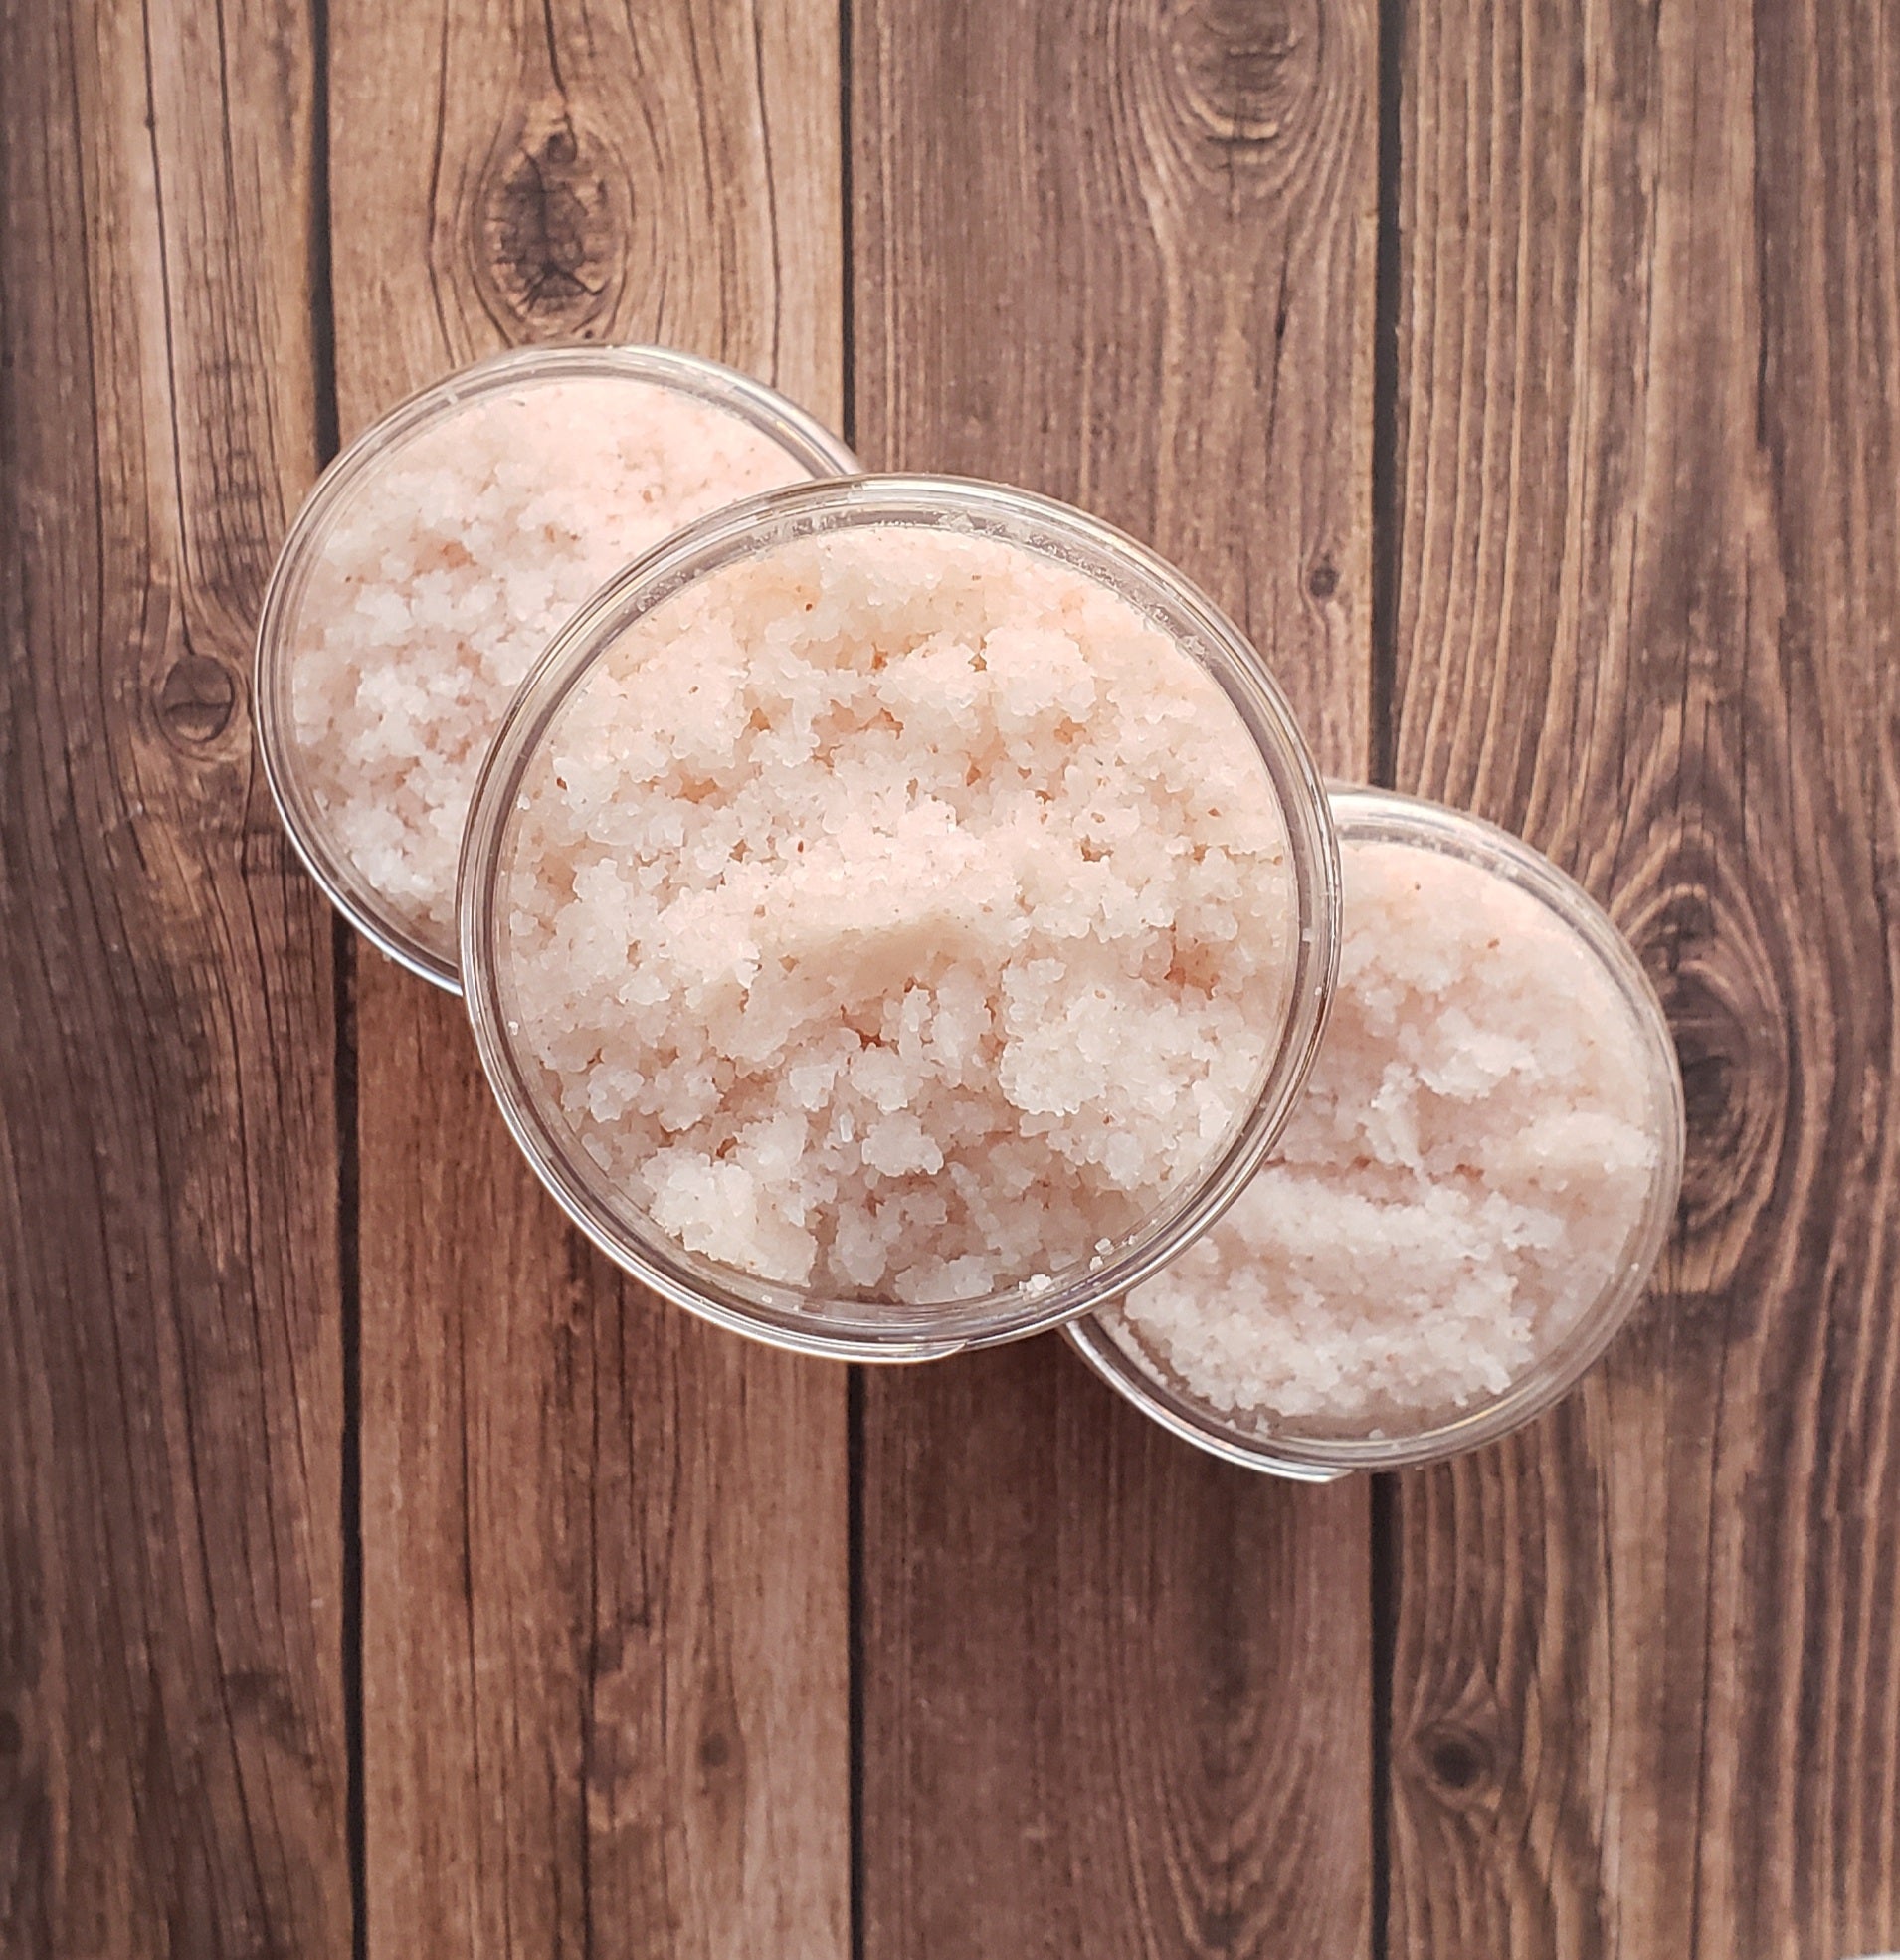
[459,475,1343,1361]
[1066,786,1686,1476]
[254,343,858,992]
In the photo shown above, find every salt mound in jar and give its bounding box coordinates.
[496,525,1300,1306]
[1110,832,1664,1432]
[283,373,818,962]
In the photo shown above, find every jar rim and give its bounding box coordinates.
[458,474,1344,1360]
[1064,783,1689,1475]
[253,342,859,993]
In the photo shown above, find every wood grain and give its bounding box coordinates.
[1385,0,1900,1954]
[323,0,852,1952]
[853,0,1380,1951]
[0,0,349,1953]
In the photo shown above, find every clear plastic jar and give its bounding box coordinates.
[459,476,1342,1360]
[254,344,857,991]
[1065,786,1686,1476]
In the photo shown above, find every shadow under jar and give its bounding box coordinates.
[459,476,1342,1361]
[255,343,857,991]
[1066,786,1687,1476]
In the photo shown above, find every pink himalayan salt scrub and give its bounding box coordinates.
[494,524,1299,1307]
[1107,829,1665,1435]
[282,369,826,966]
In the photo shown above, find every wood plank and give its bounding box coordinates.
[0,0,349,1953]
[1386,0,1900,1953]
[322,1,852,1952]
[854,1,1380,1951]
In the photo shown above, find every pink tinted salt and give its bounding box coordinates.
[285,375,814,961]
[496,525,1299,1306]
[1110,833,1663,1432]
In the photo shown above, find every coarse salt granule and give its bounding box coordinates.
[1110,836,1662,1431]
[497,525,1299,1306]
[285,375,815,957]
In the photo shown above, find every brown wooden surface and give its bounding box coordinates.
[853,1,1380,1952]
[5,0,1900,1955]
[1385,1,1900,1956]
[324,0,851,1954]
[0,0,349,1954]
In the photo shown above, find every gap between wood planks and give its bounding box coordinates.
[840,12,867,1960]
[1368,0,1409,1951]
[305,0,367,1952]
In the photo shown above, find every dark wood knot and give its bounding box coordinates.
[478,102,625,334]
[1673,993,1735,1152]
[1306,556,1340,601]
[156,653,238,746]
[1650,886,1783,1239]
[1198,1906,1244,1948]
[1425,1728,1487,1789]
[1413,1717,1498,1801]
[1165,0,1310,149]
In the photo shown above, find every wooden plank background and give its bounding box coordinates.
[1,2,1896,1959]
[1386,6,1900,1959]
[852,2,1379,1952]
[325,2,851,1954]
[0,0,349,1953]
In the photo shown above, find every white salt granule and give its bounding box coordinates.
[1111,838,1663,1431]
[499,526,1298,1305]
[286,376,814,957]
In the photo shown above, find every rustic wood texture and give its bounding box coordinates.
[324,0,851,1953]
[854,1,1380,1951]
[1386,0,1900,1956]
[0,0,349,1954]
[12,1,1900,1954]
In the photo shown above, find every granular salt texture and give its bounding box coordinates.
[498,526,1297,1305]
[1111,838,1662,1432]
[286,376,813,957]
